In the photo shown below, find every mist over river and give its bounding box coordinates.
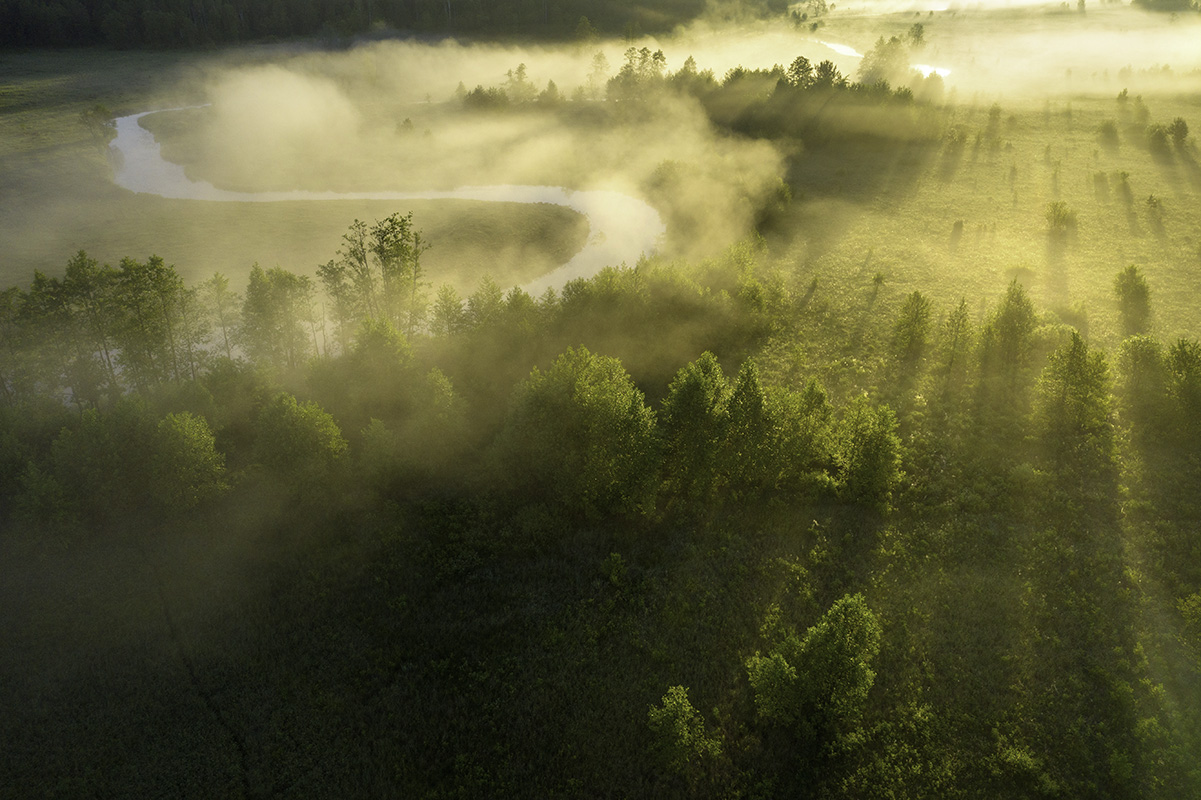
[111,110,666,294]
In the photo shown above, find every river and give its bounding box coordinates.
[110,109,666,295]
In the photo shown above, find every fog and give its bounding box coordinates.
[168,3,1201,203]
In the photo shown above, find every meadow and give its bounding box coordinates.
[767,6,1201,348]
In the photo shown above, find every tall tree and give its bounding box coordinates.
[202,272,241,361]
[1114,264,1152,337]
[111,255,189,388]
[658,351,730,506]
[241,265,316,371]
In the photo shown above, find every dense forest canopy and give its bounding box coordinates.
[3,1,1201,797]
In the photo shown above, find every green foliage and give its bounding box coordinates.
[78,104,115,150]
[647,686,723,780]
[153,412,227,511]
[494,346,657,518]
[1035,331,1114,470]
[1167,339,1201,434]
[253,392,348,489]
[893,290,932,363]
[659,352,730,506]
[49,399,157,525]
[980,281,1038,386]
[1098,119,1120,149]
[747,593,883,736]
[1044,201,1078,236]
[746,649,803,724]
[241,265,317,371]
[858,35,909,87]
[1117,335,1169,430]
[1114,265,1152,337]
[1168,117,1189,146]
[835,396,901,511]
[721,360,774,497]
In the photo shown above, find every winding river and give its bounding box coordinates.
[110,110,666,295]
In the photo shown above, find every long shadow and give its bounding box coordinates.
[785,136,943,260]
[1178,144,1201,191]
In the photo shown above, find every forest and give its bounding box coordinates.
[0,0,788,48]
[3,1,1201,797]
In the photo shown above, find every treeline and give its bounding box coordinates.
[0,0,784,48]
[462,45,945,148]
[3,223,1201,794]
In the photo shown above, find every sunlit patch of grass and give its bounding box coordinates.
[784,94,1201,346]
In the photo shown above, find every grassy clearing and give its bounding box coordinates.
[771,6,1201,349]
[0,48,589,292]
[778,90,1201,349]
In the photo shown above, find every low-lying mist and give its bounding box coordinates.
[155,39,791,260]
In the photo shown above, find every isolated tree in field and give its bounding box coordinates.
[1113,265,1151,336]
[494,346,656,517]
[78,104,116,151]
[1147,123,1172,155]
[1044,201,1077,240]
[858,35,909,87]
[893,290,931,363]
[1168,117,1189,147]
[1097,119,1120,149]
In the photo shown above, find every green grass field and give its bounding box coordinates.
[771,7,1201,349]
[777,95,1201,351]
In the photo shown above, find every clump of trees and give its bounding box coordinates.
[457,47,943,146]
